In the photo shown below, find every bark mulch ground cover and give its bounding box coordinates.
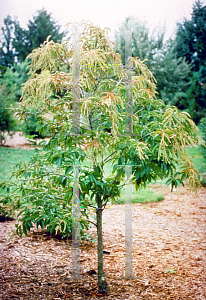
[0,185,205,299]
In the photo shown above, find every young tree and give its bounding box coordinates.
[2,21,200,294]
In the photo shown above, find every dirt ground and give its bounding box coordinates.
[3,131,45,150]
[2,132,32,149]
[0,134,205,299]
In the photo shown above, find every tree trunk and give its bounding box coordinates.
[96,193,108,294]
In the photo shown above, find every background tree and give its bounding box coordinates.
[13,8,66,62]
[175,0,206,70]
[199,117,206,158]
[174,0,206,122]
[0,59,32,144]
[0,15,16,67]
[151,40,192,107]
[11,21,28,64]
[13,59,30,99]
[114,16,164,71]
[0,9,67,66]
[0,9,67,139]
[0,68,18,144]
[114,17,191,108]
[1,21,200,294]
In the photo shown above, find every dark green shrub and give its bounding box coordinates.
[0,105,16,145]
[200,174,206,187]
[199,117,206,159]
[22,109,50,138]
[0,68,18,144]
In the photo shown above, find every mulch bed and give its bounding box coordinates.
[0,185,206,299]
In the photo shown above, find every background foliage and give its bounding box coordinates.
[0,9,67,66]
[0,2,205,130]
[0,9,67,137]
[114,0,206,123]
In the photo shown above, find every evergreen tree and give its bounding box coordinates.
[174,0,206,122]
[0,68,18,144]
[0,16,16,67]
[114,17,191,106]
[12,59,30,100]
[114,16,164,70]
[13,9,66,62]
[0,9,66,66]
[12,21,28,63]
[152,40,192,107]
[175,0,206,71]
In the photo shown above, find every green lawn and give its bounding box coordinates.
[0,147,35,183]
[103,161,164,204]
[1,145,205,205]
[115,186,164,204]
[187,146,206,173]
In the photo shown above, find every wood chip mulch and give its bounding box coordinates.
[0,185,205,299]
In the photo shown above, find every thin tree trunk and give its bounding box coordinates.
[96,193,108,294]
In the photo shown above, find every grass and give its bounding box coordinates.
[116,186,164,204]
[0,147,35,184]
[1,144,205,206]
[102,163,164,204]
[0,147,35,217]
[111,146,206,204]
[187,146,206,173]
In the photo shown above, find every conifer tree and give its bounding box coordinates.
[114,17,191,107]
[174,0,206,122]
[0,15,16,67]
[13,9,66,63]
[0,9,66,66]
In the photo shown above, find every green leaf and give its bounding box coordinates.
[57,157,62,167]
[65,166,73,175]
[176,179,182,188]
[60,176,67,187]
[40,219,45,229]
[140,169,145,177]
[145,164,150,175]
[118,156,124,165]
[166,178,173,186]
[23,224,28,236]
[16,225,23,238]
[135,171,140,180]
